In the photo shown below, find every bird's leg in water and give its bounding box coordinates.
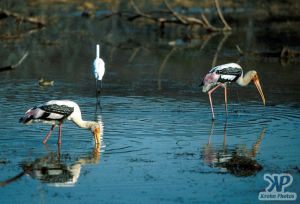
[223,85,228,117]
[57,123,62,145]
[43,124,55,144]
[95,79,102,110]
[95,95,102,113]
[208,92,215,120]
[97,80,103,110]
[208,83,223,120]
[95,79,98,95]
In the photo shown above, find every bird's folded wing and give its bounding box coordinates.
[40,104,74,117]
[215,67,242,76]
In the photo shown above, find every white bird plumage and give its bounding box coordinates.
[93,44,105,81]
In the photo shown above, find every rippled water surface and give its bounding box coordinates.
[1,3,300,203]
[1,79,300,203]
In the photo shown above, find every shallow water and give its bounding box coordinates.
[1,3,300,203]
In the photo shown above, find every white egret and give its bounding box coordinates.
[93,44,105,92]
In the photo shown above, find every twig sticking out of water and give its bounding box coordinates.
[211,33,230,67]
[0,52,29,72]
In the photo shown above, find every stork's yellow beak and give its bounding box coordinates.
[93,127,101,144]
[253,74,266,106]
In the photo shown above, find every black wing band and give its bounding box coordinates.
[216,67,242,76]
[40,104,74,116]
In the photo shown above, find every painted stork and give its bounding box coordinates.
[200,63,266,119]
[19,100,101,144]
[93,44,105,92]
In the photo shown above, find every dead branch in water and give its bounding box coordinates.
[0,27,43,41]
[158,47,177,91]
[0,52,29,72]
[236,45,300,59]
[280,47,300,59]
[99,0,231,33]
[236,45,300,65]
[214,0,231,31]
[0,9,46,27]
[211,33,230,67]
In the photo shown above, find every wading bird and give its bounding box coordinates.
[200,63,266,119]
[93,44,105,93]
[19,100,101,145]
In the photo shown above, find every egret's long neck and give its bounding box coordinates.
[236,71,254,86]
[72,117,97,130]
[96,44,100,58]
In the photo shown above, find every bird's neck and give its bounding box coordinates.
[96,45,100,58]
[72,117,97,130]
[236,71,254,86]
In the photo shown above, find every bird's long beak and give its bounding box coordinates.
[93,127,101,144]
[252,74,266,105]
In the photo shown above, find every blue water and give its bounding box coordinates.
[0,77,300,203]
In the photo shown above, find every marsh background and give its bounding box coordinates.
[0,0,300,203]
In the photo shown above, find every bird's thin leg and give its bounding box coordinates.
[57,123,62,145]
[96,92,101,105]
[98,80,102,110]
[96,94,102,111]
[207,83,223,120]
[224,85,228,117]
[94,79,102,111]
[95,79,98,96]
[43,124,55,144]
[208,92,215,120]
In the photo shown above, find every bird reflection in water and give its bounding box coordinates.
[0,119,104,187]
[201,121,266,177]
[95,93,103,115]
[21,144,102,187]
